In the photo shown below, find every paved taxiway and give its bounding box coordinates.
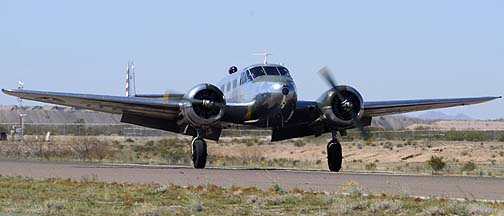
[0,160,502,200]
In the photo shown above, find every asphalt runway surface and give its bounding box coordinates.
[0,160,502,200]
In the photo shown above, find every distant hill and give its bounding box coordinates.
[415,111,473,120]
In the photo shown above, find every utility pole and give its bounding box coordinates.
[15,81,26,141]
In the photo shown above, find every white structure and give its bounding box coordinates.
[14,81,26,141]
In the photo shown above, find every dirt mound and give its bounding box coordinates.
[0,105,120,124]
[371,115,433,129]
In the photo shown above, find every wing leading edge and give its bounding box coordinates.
[363,96,501,117]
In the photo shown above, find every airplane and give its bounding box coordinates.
[2,56,501,172]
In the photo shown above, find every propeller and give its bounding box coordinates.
[319,67,369,140]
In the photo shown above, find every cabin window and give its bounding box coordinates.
[226,82,231,92]
[264,66,280,75]
[233,79,237,89]
[249,66,266,79]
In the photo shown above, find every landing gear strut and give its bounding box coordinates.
[191,137,207,169]
[327,132,342,172]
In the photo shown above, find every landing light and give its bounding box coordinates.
[273,83,282,90]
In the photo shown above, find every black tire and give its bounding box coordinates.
[327,139,342,172]
[192,138,207,169]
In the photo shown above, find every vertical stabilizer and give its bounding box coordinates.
[125,61,136,97]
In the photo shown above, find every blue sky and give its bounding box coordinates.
[1,1,503,119]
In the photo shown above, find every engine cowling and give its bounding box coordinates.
[317,85,364,128]
[181,83,226,127]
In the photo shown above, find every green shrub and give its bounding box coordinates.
[499,134,504,142]
[365,163,377,171]
[292,139,306,147]
[133,138,190,164]
[461,161,477,172]
[272,181,282,192]
[427,156,446,174]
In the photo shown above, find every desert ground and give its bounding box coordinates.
[1,134,503,176]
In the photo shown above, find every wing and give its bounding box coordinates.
[363,96,501,117]
[272,96,500,142]
[2,88,182,120]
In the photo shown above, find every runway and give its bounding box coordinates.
[0,160,502,200]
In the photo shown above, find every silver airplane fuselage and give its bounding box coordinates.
[217,64,297,128]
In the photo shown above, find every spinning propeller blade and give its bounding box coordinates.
[319,67,369,139]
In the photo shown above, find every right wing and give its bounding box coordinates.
[272,96,500,142]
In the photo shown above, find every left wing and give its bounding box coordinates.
[2,88,229,140]
[1,89,182,120]
[363,96,501,117]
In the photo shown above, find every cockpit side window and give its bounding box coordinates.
[246,70,253,82]
[278,67,291,77]
[264,66,280,76]
[249,67,266,79]
[240,70,253,84]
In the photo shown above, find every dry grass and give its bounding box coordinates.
[0,176,502,215]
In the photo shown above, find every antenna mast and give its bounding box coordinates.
[253,53,272,64]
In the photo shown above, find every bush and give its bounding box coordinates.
[272,181,283,192]
[365,163,377,171]
[427,156,446,174]
[444,131,488,142]
[133,138,190,164]
[292,139,306,147]
[68,137,112,161]
[383,141,393,150]
[461,161,477,172]
[499,134,504,142]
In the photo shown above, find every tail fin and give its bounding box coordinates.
[125,61,136,97]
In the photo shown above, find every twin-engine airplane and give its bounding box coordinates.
[2,58,500,171]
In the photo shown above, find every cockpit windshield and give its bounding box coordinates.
[243,66,291,83]
[264,66,280,75]
[249,67,266,79]
[277,67,290,76]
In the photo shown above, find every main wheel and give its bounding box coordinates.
[327,139,342,172]
[192,138,207,169]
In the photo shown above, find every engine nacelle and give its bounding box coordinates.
[317,85,364,128]
[181,83,226,127]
